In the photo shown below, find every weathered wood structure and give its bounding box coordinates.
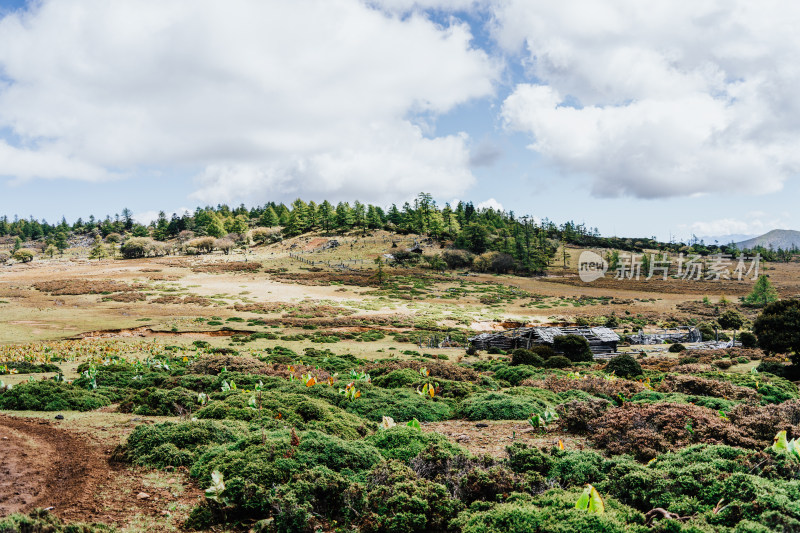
[630,327,701,345]
[468,326,620,355]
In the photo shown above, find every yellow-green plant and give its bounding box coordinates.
[575,484,605,514]
[772,430,800,460]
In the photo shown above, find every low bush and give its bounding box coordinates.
[366,426,463,463]
[453,489,647,533]
[119,386,196,416]
[0,361,61,374]
[123,420,246,468]
[552,335,593,362]
[658,374,761,403]
[493,364,542,385]
[365,360,479,382]
[372,368,420,388]
[510,349,545,367]
[197,391,374,440]
[544,355,572,369]
[363,461,464,533]
[459,391,551,420]
[556,399,613,433]
[668,343,687,353]
[0,380,110,411]
[756,360,788,378]
[591,403,760,460]
[603,354,643,378]
[0,509,112,532]
[739,331,758,348]
[525,375,646,402]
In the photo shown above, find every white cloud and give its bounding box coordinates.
[682,212,790,238]
[0,140,113,182]
[495,0,800,198]
[0,0,497,203]
[368,0,484,13]
[476,197,503,211]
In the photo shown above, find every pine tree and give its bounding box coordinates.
[318,201,334,233]
[260,207,279,227]
[745,275,779,307]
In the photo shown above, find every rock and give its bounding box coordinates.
[136,492,150,500]
[455,434,471,443]
[54,414,64,420]
[475,423,489,428]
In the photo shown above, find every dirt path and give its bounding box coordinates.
[0,414,202,525]
[0,414,101,517]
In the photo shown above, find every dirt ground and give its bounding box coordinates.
[0,413,203,528]
[422,419,591,458]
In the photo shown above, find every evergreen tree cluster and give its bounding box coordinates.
[2,193,796,272]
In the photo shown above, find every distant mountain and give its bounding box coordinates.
[736,229,800,250]
[697,233,757,246]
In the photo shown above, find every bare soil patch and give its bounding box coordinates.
[0,414,203,524]
[422,420,590,458]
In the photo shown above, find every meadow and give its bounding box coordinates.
[1,229,799,532]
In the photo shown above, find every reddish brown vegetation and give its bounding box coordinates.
[191,261,261,274]
[522,375,647,398]
[658,374,761,403]
[591,403,760,460]
[33,279,143,295]
[365,360,480,382]
[150,295,213,306]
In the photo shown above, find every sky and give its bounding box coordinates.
[0,0,798,242]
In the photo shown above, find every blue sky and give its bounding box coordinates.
[1,0,798,242]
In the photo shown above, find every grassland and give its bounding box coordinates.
[1,231,799,532]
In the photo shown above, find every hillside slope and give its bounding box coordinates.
[736,229,800,250]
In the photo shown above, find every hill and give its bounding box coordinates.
[736,229,800,250]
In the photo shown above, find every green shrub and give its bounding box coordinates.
[366,426,463,463]
[453,489,647,533]
[0,509,112,532]
[190,429,384,502]
[267,380,454,423]
[756,361,787,378]
[530,344,557,359]
[0,380,110,411]
[119,386,196,416]
[196,391,374,440]
[506,442,552,475]
[544,355,572,369]
[124,420,246,468]
[364,461,464,533]
[553,335,594,362]
[739,331,758,349]
[493,364,542,385]
[510,349,545,367]
[547,449,607,487]
[0,361,61,374]
[459,392,551,420]
[668,343,687,353]
[344,387,453,423]
[372,368,420,388]
[604,354,643,378]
